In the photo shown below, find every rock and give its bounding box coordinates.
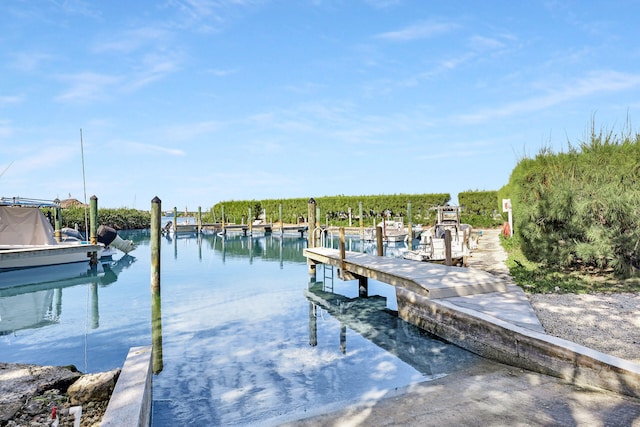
[68,368,121,405]
[0,363,81,423]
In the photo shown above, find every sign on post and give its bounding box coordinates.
[502,198,513,237]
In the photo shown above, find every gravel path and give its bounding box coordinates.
[470,229,640,364]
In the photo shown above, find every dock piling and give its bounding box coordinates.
[89,196,98,265]
[376,226,383,257]
[445,229,452,266]
[307,198,317,276]
[150,197,163,374]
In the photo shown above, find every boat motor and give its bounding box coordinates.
[97,225,137,254]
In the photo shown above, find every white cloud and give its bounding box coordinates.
[55,72,121,102]
[207,68,240,77]
[121,141,186,156]
[93,27,170,54]
[0,96,23,106]
[125,52,182,91]
[374,20,458,41]
[9,52,55,72]
[457,70,640,124]
[164,121,222,141]
[0,120,14,138]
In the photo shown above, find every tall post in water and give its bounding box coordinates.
[172,207,177,234]
[197,206,202,234]
[307,198,317,277]
[339,227,346,273]
[248,207,252,235]
[89,195,98,266]
[359,201,364,246]
[90,195,98,244]
[407,201,413,251]
[151,197,163,374]
[53,198,62,242]
[279,204,283,234]
[316,206,320,229]
[221,205,226,234]
[307,198,316,248]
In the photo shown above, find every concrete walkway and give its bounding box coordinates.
[293,229,640,426]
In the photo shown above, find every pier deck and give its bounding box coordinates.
[303,247,507,299]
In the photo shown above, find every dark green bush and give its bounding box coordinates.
[503,123,640,277]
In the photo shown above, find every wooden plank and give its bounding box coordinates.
[303,247,507,299]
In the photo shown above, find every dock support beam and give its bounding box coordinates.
[407,201,412,250]
[89,195,98,265]
[376,226,384,256]
[197,206,202,234]
[359,202,364,245]
[307,198,317,276]
[53,198,62,242]
[172,207,177,234]
[445,229,452,266]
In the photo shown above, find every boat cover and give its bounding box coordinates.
[0,206,57,246]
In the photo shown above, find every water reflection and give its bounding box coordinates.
[0,230,482,426]
[305,274,479,378]
[0,255,136,336]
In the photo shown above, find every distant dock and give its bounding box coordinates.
[201,223,307,237]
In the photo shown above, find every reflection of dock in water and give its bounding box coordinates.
[0,255,135,335]
[305,279,480,378]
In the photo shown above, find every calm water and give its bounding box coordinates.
[0,230,482,426]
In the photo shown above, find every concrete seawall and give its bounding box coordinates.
[397,287,640,399]
[101,346,153,427]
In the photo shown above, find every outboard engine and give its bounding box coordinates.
[97,225,136,254]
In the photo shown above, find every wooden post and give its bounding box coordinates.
[221,205,226,234]
[407,201,412,250]
[197,206,202,234]
[150,196,163,374]
[359,201,364,248]
[308,198,316,248]
[151,197,161,292]
[172,207,177,234]
[89,195,98,265]
[279,204,283,234]
[348,207,352,227]
[316,206,320,228]
[376,226,384,256]
[358,275,368,298]
[90,195,98,244]
[339,227,346,272]
[53,198,62,242]
[307,198,317,277]
[248,207,253,234]
[445,229,452,266]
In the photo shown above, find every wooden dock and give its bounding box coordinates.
[303,247,507,299]
[202,223,307,237]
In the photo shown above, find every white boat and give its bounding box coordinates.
[163,216,198,235]
[0,201,103,271]
[403,205,473,266]
[363,219,408,242]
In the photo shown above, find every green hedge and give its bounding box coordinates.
[502,125,640,277]
[459,190,505,228]
[211,193,451,226]
[46,206,151,230]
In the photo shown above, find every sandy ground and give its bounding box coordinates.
[469,228,639,364]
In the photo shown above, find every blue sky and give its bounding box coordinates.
[1,1,639,210]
